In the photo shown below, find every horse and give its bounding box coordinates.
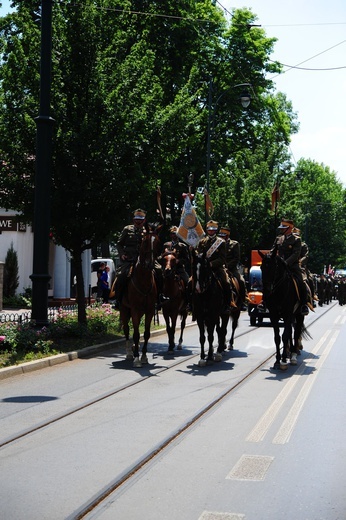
[160,252,187,352]
[120,225,160,368]
[217,274,245,351]
[191,251,226,366]
[259,250,310,370]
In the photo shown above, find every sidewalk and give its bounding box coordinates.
[0,312,196,381]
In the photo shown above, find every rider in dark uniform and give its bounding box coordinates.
[268,218,309,315]
[218,225,247,305]
[161,225,191,286]
[293,227,316,305]
[112,208,164,309]
[196,220,232,313]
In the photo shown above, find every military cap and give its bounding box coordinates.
[133,208,147,220]
[218,226,230,237]
[206,220,219,230]
[278,218,294,229]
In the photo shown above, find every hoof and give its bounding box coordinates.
[214,352,223,362]
[290,353,297,365]
[198,358,207,367]
[167,348,175,355]
[228,344,234,351]
[133,357,142,368]
[177,342,183,350]
[141,354,148,364]
[280,361,289,370]
[126,353,134,361]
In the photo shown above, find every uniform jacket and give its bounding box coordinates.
[225,239,240,273]
[270,232,301,270]
[197,235,226,270]
[117,225,146,262]
[162,240,190,268]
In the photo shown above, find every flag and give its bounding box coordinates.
[177,194,205,247]
[204,188,214,218]
[156,185,164,220]
[271,181,280,212]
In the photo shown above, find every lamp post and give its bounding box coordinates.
[30,0,55,327]
[205,79,251,223]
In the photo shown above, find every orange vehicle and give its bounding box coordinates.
[248,250,270,326]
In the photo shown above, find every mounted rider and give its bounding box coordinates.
[112,209,164,309]
[218,225,247,306]
[293,226,316,304]
[196,220,232,313]
[259,218,309,315]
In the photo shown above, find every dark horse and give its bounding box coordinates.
[217,275,245,351]
[259,250,310,370]
[160,252,187,353]
[120,226,160,368]
[191,251,226,366]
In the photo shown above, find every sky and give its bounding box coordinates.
[1,1,346,185]
[218,0,346,185]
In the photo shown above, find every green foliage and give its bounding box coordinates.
[0,303,122,367]
[3,242,19,298]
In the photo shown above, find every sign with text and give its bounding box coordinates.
[0,216,26,232]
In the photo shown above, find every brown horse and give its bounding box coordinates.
[120,227,160,368]
[160,252,187,353]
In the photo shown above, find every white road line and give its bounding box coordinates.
[246,329,332,443]
[273,331,338,444]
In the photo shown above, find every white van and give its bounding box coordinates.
[91,258,116,297]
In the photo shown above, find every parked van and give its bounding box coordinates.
[91,258,116,298]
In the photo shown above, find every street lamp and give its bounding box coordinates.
[205,79,252,223]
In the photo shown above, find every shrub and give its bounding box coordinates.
[3,243,19,298]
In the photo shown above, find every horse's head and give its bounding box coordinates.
[259,250,287,294]
[161,252,177,280]
[138,224,160,269]
[192,252,212,294]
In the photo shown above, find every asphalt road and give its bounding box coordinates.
[1,302,345,520]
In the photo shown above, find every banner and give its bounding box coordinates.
[177,195,205,247]
[204,188,214,218]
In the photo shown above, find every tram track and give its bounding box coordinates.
[0,303,334,452]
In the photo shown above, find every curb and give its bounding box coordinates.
[0,319,195,381]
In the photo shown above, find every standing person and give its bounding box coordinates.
[197,220,232,313]
[96,261,106,299]
[218,225,246,305]
[260,218,309,315]
[101,265,111,303]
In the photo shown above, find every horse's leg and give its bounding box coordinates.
[215,314,227,362]
[141,311,153,365]
[206,322,215,364]
[131,315,142,368]
[168,312,178,352]
[271,318,282,369]
[164,312,174,353]
[281,320,293,369]
[291,315,304,365]
[198,320,207,366]
[229,309,240,350]
[177,310,187,350]
[121,308,133,360]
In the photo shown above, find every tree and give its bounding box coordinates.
[3,243,19,298]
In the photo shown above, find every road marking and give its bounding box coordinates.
[199,512,245,520]
[273,330,338,444]
[226,454,274,481]
[246,329,332,443]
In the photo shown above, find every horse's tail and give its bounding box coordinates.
[301,322,312,340]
